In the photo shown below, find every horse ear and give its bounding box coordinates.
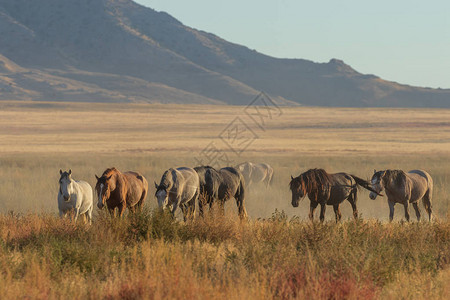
[95,174,99,180]
[68,169,72,175]
[59,169,63,175]
[373,169,376,174]
[291,175,294,180]
[154,181,158,189]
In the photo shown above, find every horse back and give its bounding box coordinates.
[407,170,432,201]
[330,173,353,185]
[408,170,432,184]
[219,167,244,197]
[236,162,252,182]
[326,173,353,205]
[74,180,94,212]
[123,171,148,206]
[175,167,200,201]
[75,180,93,199]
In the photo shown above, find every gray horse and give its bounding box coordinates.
[154,167,200,221]
[194,166,247,219]
[236,162,274,187]
[369,169,433,222]
[58,169,93,224]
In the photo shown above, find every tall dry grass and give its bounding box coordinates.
[0,210,448,299]
[0,102,449,299]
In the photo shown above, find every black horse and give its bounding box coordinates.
[289,168,379,222]
[194,166,247,219]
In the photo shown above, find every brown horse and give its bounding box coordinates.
[95,167,148,217]
[289,168,379,222]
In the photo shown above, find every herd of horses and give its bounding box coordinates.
[58,161,434,224]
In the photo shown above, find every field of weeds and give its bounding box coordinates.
[0,210,448,299]
[0,102,449,299]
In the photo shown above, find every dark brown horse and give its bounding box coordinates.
[289,168,379,222]
[194,166,247,219]
[95,167,148,217]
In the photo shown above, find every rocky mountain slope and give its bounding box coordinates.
[0,0,448,107]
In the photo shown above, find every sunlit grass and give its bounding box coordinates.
[0,211,448,299]
[0,102,449,299]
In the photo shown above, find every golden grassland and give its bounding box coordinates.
[0,101,449,299]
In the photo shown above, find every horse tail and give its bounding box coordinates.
[268,168,274,187]
[188,185,199,221]
[237,174,247,219]
[423,173,433,221]
[351,183,358,203]
[350,174,379,194]
[137,175,148,209]
[238,174,245,202]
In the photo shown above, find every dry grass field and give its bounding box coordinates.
[0,101,449,299]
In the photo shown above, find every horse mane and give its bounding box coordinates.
[158,168,174,190]
[384,170,407,186]
[290,168,332,200]
[101,167,121,178]
[303,168,332,192]
[96,167,123,192]
[59,171,71,180]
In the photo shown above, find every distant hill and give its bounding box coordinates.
[0,0,449,107]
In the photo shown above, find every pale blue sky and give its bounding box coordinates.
[136,0,449,88]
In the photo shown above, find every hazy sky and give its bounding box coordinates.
[136,0,449,89]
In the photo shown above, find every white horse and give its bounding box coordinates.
[58,169,94,224]
[236,162,274,187]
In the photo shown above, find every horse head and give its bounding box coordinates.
[59,169,73,202]
[154,180,170,209]
[155,168,179,210]
[369,170,386,200]
[95,173,113,209]
[289,175,305,207]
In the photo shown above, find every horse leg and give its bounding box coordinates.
[403,201,410,222]
[235,191,247,220]
[319,203,326,223]
[118,203,126,217]
[309,201,318,221]
[180,203,188,221]
[73,208,80,223]
[422,190,433,221]
[235,198,247,220]
[188,201,196,221]
[219,200,225,216]
[412,202,421,221]
[87,207,93,225]
[333,204,342,223]
[171,201,179,217]
[198,194,206,217]
[108,207,115,217]
[388,200,395,222]
[349,188,358,219]
[137,188,147,212]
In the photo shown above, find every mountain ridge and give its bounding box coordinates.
[0,0,448,107]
